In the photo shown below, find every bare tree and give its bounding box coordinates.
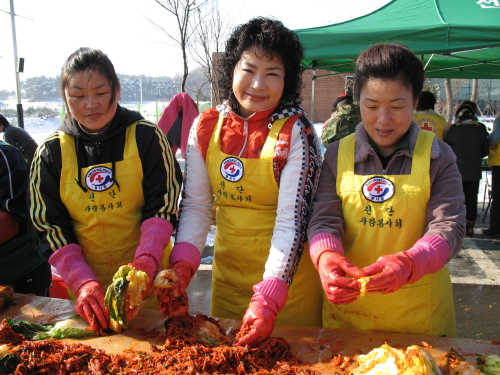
[150,0,209,92]
[471,78,479,103]
[185,66,211,103]
[190,0,231,105]
[443,78,454,123]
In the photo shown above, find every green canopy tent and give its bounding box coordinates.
[294,0,500,79]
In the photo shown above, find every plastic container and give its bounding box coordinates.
[50,276,70,299]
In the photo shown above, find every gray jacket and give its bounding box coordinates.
[308,121,465,259]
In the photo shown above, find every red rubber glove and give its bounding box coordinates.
[363,236,450,295]
[153,242,201,317]
[168,242,202,292]
[318,251,367,304]
[234,295,277,346]
[153,261,194,318]
[234,278,288,347]
[74,281,109,333]
[171,260,195,294]
[49,244,109,333]
[362,252,413,294]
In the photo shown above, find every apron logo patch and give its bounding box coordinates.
[85,166,114,191]
[220,157,244,182]
[362,176,395,203]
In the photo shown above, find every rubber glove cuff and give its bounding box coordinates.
[170,241,201,277]
[49,243,98,294]
[309,232,344,269]
[134,217,173,268]
[406,235,450,284]
[252,277,288,313]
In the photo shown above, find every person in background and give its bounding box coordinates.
[444,100,489,237]
[157,92,199,159]
[29,48,182,333]
[321,94,361,147]
[1,139,51,296]
[483,117,500,236]
[308,43,465,337]
[413,90,448,141]
[166,17,323,346]
[0,114,38,167]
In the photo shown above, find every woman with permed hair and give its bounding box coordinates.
[167,17,323,346]
[308,43,465,337]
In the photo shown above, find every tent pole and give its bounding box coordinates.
[9,0,24,129]
[311,69,317,122]
[423,54,434,70]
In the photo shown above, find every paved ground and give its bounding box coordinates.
[187,199,500,342]
[450,203,500,342]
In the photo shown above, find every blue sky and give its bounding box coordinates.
[0,0,390,92]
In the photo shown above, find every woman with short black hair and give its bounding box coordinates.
[308,43,465,337]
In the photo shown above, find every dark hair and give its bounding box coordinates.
[354,43,424,102]
[0,114,9,127]
[217,17,304,110]
[455,100,478,121]
[60,48,120,111]
[332,94,353,112]
[416,91,437,111]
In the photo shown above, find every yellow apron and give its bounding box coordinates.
[324,130,456,336]
[413,113,447,141]
[488,143,500,166]
[206,115,322,327]
[59,123,171,307]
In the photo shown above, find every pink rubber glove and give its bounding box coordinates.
[128,217,174,294]
[309,233,366,305]
[234,277,288,347]
[49,243,109,333]
[363,235,450,294]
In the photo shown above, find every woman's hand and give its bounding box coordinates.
[362,252,413,294]
[152,261,194,318]
[75,280,109,334]
[318,252,367,304]
[234,295,276,346]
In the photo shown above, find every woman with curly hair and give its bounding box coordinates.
[165,17,323,346]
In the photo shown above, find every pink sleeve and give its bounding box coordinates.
[157,93,199,158]
[169,241,201,274]
[49,243,98,294]
[406,235,450,283]
[252,277,289,313]
[134,217,173,267]
[309,232,344,269]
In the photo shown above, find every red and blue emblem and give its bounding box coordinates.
[362,176,395,203]
[85,166,114,191]
[220,157,244,182]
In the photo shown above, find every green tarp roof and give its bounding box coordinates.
[294,0,500,78]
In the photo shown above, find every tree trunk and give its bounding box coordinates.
[181,48,189,93]
[471,78,479,103]
[444,78,454,123]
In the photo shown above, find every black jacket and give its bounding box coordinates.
[30,105,182,255]
[444,120,489,181]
